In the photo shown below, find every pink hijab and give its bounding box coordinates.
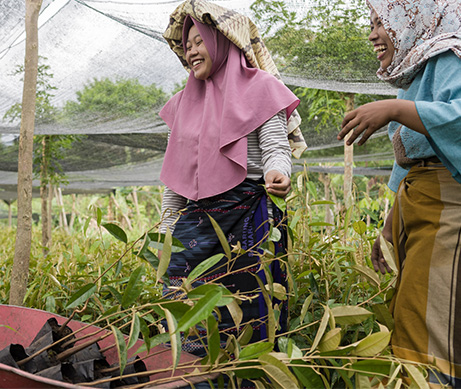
[159,17,300,200]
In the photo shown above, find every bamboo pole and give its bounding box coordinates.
[343,93,355,209]
[10,0,43,306]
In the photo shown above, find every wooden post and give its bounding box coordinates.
[55,186,68,232]
[10,0,43,306]
[4,200,13,228]
[107,192,114,221]
[344,93,355,209]
[69,194,76,231]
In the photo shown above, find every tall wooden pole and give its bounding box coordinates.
[10,0,43,306]
[343,93,355,209]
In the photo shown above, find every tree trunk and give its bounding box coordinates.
[10,0,43,306]
[343,93,355,209]
[41,136,50,255]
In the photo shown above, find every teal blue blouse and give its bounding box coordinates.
[388,51,461,192]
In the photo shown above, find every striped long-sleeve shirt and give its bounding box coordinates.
[160,110,291,232]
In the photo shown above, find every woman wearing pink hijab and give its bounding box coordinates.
[158,7,300,355]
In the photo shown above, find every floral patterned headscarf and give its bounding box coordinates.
[367,0,461,88]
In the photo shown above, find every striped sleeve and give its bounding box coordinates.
[159,186,187,233]
[257,110,292,178]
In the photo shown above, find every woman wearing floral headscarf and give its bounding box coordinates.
[338,0,461,386]
[158,0,305,357]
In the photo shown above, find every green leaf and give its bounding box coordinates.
[311,305,330,351]
[308,221,334,227]
[268,192,287,212]
[331,305,373,326]
[135,332,171,354]
[311,200,336,205]
[138,316,151,353]
[186,253,224,284]
[353,220,367,235]
[277,337,289,354]
[237,324,254,347]
[127,312,141,350]
[188,284,234,307]
[328,357,355,387]
[136,232,151,259]
[147,232,185,253]
[136,248,159,269]
[404,364,429,389]
[291,360,325,389]
[354,331,391,357]
[83,216,91,237]
[155,301,190,321]
[226,299,243,330]
[164,309,181,371]
[101,223,127,244]
[96,207,102,226]
[287,339,303,359]
[121,265,145,308]
[100,305,120,318]
[372,303,395,331]
[111,325,127,375]
[343,206,353,238]
[355,373,372,389]
[157,228,171,284]
[352,264,380,287]
[379,234,398,274]
[208,214,232,259]
[351,359,393,377]
[234,364,265,380]
[177,289,223,333]
[318,328,342,353]
[66,283,97,309]
[264,282,287,301]
[299,293,313,325]
[105,286,123,304]
[259,354,298,388]
[239,342,274,361]
[207,315,220,365]
[254,275,276,344]
[269,225,282,242]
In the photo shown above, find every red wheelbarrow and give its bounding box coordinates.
[0,305,214,388]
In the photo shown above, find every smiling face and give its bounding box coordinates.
[185,25,213,80]
[369,10,395,71]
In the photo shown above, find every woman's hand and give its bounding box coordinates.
[265,170,291,198]
[338,100,395,146]
[338,99,428,146]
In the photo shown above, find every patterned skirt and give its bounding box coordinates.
[166,178,287,355]
[391,163,461,387]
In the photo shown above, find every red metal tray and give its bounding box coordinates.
[0,305,209,388]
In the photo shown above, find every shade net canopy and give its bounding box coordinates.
[0,0,397,200]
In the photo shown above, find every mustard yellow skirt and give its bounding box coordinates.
[391,162,461,387]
